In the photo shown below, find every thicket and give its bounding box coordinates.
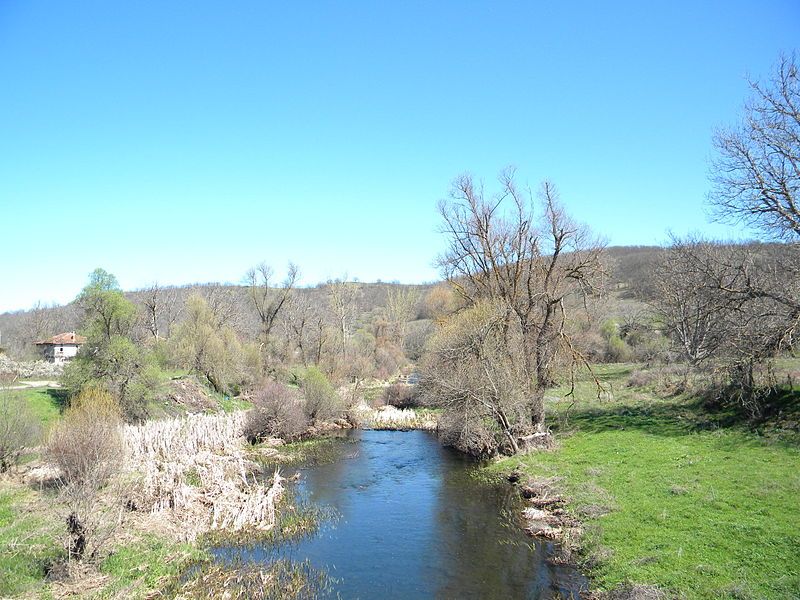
[380,383,419,409]
[300,367,343,422]
[244,381,307,443]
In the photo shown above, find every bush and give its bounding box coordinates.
[626,364,691,394]
[45,386,123,562]
[381,384,419,409]
[437,411,500,458]
[46,386,122,487]
[300,367,343,422]
[0,390,42,472]
[244,381,307,443]
[606,334,632,362]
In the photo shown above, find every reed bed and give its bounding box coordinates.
[122,412,284,541]
[356,405,437,431]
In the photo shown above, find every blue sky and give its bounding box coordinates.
[0,1,798,312]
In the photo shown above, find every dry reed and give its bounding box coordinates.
[355,405,437,431]
[122,411,284,541]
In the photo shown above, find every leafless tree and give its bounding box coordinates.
[283,294,318,365]
[141,283,182,340]
[436,169,605,431]
[200,284,243,330]
[652,236,730,365]
[710,53,800,240]
[386,287,420,345]
[656,237,800,410]
[24,301,56,343]
[327,277,361,361]
[245,262,299,347]
[422,301,529,455]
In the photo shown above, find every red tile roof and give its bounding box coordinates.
[35,332,87,345]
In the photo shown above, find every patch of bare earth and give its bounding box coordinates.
[164,378,217,413]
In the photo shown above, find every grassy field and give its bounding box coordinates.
[7,386,64,430]
[490,364,800,599]
[0,486,61,597]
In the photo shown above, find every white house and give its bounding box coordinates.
[35,332,86,364]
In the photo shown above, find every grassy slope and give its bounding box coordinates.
[8,387,64,430]
[491,364,800,599]
[0,486,61,597]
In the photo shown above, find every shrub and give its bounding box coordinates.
[606,334,632,362]
[626,364,692,394]
[244,381,307,443]
[45,386,123,562]
[300,367,343,422]
[0,390,42,472]
[46,385,122,488]
[381,384,419,409]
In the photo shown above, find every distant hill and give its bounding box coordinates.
[0,280,437,360]
[0,246,670,360]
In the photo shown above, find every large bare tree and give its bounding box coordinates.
[435,169,605,433]
[710,53,800,240]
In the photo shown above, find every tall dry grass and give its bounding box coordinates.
[355,405,437,431]
[123,411,283,540]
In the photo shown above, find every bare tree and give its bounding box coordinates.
[200,284,243,330]
[141,283,181,340]
[710,53,800,240]
[437,169,605,431]
[283,294,318,365]
[245,262,299,347]
[386,287,420,345]
[652,236,730,365]
[327,278,361,361]
[655,237,800,410]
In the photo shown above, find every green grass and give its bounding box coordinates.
[256,434,356,467]
[217,394,252,413]
[98,535,208,599]
[8,387,64,430]
[0,486,62,598]
[491,364,800,599]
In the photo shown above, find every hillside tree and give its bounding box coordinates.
[245,262,299,349]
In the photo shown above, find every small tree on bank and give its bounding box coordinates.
[422,301,529,455]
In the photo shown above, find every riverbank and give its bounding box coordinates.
[0,403,327,598]
[0,395,441,598]
[488,363,800,599]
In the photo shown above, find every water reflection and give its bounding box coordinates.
[215,430,587,599]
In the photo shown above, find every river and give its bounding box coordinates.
[214,429,587,599]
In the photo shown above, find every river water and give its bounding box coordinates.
[215,429,587,599]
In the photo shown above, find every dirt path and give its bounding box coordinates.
[6,380,60,390]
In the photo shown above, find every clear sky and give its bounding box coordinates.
[0,1,798,312]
